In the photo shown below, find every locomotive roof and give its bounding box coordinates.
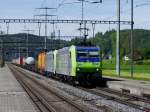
[76,46,100,51]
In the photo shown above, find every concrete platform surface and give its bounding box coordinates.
[0,65,37,112]
[105,76,150,97]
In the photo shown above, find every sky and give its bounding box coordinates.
[0,0,150,38]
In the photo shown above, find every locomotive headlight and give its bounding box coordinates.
[77,68,80,71]
[96,68,99,71]
[93,62,99,65]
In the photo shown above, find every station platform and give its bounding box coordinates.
[104,76,150,98]
[0,64,38,112]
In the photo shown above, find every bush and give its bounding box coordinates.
[142,60,150,65]
[123,60,130,65]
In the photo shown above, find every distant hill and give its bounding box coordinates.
[0,33,68,61]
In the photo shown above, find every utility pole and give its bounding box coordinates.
[77,0,102,44]
[0,25,2,59]
[0,38,4,67]
[78,0,85,43]
[116,0,120,76]
[79,23,82,38]
[51,22,56,50]
[131,0,134,78]
[1,22,10,66]
[92,23,96,38]
[45,7,48,50]
[18,40,20,58]
[78,24,89,45]
[35,7,56,50]
[23,29,34,57]
[58,30,61,49]
[38,22,41,37]
[0,38,3,59]
[0,27,2,63]
[81,0,84,21]
[84,21,87,45]
[6,22,9,36]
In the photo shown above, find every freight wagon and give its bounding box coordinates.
[45,50,57,76]
[37,52,46,74]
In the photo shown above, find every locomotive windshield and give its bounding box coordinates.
[77,51,99,58]
[77,51,88,58]
[88,51,99,58]
[76,47,100,62]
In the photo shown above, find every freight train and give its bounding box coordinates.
[12,45,102,85]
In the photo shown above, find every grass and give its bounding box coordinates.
[102,60,150,82]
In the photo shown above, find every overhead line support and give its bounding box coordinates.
[0,19,132,25]
[131,0,134,78]
[116,0,120,77]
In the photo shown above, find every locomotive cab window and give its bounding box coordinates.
[77,51,88,58]
[88,51,99,58]
[76,51,99,58]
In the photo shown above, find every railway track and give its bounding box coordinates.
[97,87,150,104]
[79,87,150,112]
[9,64,150,112]
[8,65,97,112]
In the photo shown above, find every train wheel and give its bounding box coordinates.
[68,77,76,86]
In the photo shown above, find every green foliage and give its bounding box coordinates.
[102,60,150,81]
[1,29,150,61]
[91,31,113,55]
[134,60,150,65]
[0,33,68,61]
[89,29,150,60]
